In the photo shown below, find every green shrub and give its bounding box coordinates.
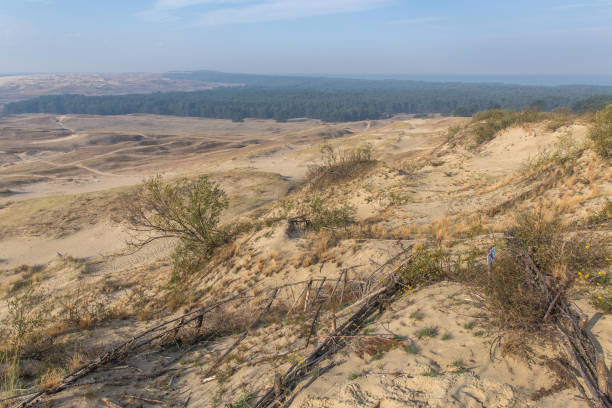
[546,107,574,131]
[588,104,612,158]
[592,295,612,314]
[524,132,582,174]
[232,392,257,408]
[415,327,438,339]
[398,247,448,289]
[404,343,419,354]
[306,196,356,231]
[446,125,461,139]
[471,108,544,145]
[123,175,229,276]
[487,210,604,331]
[307,143,376,189]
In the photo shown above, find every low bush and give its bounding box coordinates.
[546,107,575,131]
[307,143,376,189]
[486,209,604,331]
[587,199,612,225]
[398,246,449,290]
[122,175,231,277]
[524,132,582,175]
[306,196,356,231]
[471,108,544,145]
[592,295,612,314]
[588,104,612,158]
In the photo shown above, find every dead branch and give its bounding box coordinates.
[305,303,323,348]
[100,397,123,408]
[253,263,406,408]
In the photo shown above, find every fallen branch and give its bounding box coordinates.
[253,262,406,408]
[119,395,166,405]
[100,397,122,408]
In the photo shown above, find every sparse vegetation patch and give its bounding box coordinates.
[307,143,376,189]
[588,104,612,158]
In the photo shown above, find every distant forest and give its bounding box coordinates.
[4,71,612,122]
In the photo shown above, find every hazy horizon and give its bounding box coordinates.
[2,1,612,76]
[3,71,612,87]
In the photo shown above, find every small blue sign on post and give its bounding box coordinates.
[487,246,496,265]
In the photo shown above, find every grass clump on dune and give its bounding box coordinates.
[307,143,377,189]
[471,108,544,145]
[588,104,612,158]
[486,209,604,332]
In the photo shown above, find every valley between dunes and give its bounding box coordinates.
[0,112,610,407]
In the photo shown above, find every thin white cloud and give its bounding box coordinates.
[552,0,612,9]
[196,0,391,26]
[390,16,442,25]
[141,0,391,25]
[153,0,251,10]
[141,0,260,21]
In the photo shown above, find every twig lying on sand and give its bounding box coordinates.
[253,261,408,408]
[515,249,612,408]
[119,394,166,405]
[100,397,122,408]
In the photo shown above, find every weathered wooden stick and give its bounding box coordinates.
[583,324,611,401]
[310,277,327,309]
[339,270,347,306]
[543,290,563,321]
[253,267,403,408]
[303,280,312,313]
[205,331,248,377]
[279,361,337,408]
[100,397,122,408]
[274,373,282,398]
[232,348,301,370]
[597,360,610,401]
[305,304,323,348]
[120,394,166,405]
[288,284,308,315]
[335,286,387,318]
[562,339,610,408]
[201,376,216,384]
[329,270,344,302]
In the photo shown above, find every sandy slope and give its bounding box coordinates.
[0,113,610,407]
[293,284,586,408]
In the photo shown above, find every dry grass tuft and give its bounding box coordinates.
[294,230,340,267]
[485,209,604,332]
[307,143,377,190]
[40,368,64,390]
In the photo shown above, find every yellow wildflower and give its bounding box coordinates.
[585,245,590,249]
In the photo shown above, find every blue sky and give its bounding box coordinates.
[1,0,611,75]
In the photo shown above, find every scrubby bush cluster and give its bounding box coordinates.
[305,196,356,231]
[588,104,612,158]
[395,209,604,334]
[587,199,612,225]
[486,210,603,331]
[520,132,584,183]
[471,108,544,144]
[307,143,376,189]
[123,175,232,277]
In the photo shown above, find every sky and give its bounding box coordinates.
[1,0,612,76]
